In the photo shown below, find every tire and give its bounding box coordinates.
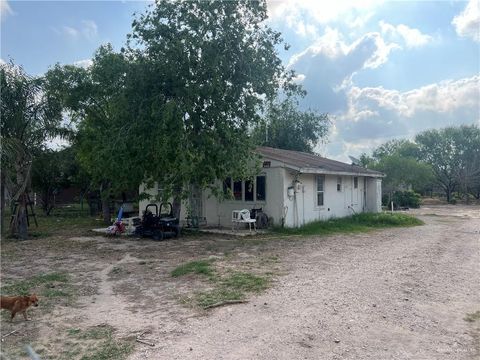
[152,230,164,241]
[256,213,269,229]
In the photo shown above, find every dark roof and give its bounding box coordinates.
[257,146,384,177]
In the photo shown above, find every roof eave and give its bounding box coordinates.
[285,165,385,178]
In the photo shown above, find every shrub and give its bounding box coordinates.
[392,190,421,208]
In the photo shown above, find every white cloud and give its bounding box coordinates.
[325,75,480,161]
[452,0,480,42]
[54,20,98,40]
[81,20,98,40]
[62,26,79,37]
[345,76,480,119]
[267,0,383,25]
[287,28,400,113]
[0,0,13,21]
[73,59,93,68]
[379,21,433,48]
[0,58,6,66]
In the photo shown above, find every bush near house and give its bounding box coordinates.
[275,212,423,236]
[392,190,421,208]
[382,190,421,208]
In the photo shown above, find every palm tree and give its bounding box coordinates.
[1,61,67,239]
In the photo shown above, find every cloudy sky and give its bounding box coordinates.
[1,0,479,161]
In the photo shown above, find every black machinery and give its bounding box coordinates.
[134,203,180,240]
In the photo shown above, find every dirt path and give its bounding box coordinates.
[130,206,480,360]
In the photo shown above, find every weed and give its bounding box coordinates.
[1,272,70,296]
[221,272,269,293]
[274,212,423,236]
[195,271,269,308]
[196,288,244,308]
[171,260,214,277]
[80,340,133,360]
[63,325,134,360]
[67,328,82,336]
[464,311,480,322]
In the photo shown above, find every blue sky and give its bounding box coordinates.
[1,0,479,161]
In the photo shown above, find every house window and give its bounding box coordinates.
[256,175,266,201]
[337,176,342,192]
[316,175,325,206]
[245,179,254,201]
[223,177,232,196]
[233,180,242,200]
[354,177,358,189]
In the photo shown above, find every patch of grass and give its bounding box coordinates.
[171,260,214,278]
[2,204,100,239]
[464,311,480,322]
[221,272,269,293]
[274,212,423,236]
[67,328,82,336]
[196,271,269,308]
[62,325,133,360]
[1,272,70,296]
[196,288,244,308]
[80,340,133,360]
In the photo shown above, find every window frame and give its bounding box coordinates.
[337,176,342,192]
[223,175,267,203]
[354,176,358,189]
[316,175,325,207]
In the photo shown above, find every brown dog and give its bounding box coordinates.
[0,294,39,321]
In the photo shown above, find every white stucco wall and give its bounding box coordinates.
[202,165,285,228]
[281,172,369,227]
[365,178,382,213]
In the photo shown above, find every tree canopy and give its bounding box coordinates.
[252,97,330,153]
[415,125,480,202]
[0,61,67,237]
[46,0,299,220]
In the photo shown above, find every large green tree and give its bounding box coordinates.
[1,61,66,238]
[252,97,330,153]
[124,0,298,216]
[415,125,480,202]
[46,45,135,224]
[361,139,434,197]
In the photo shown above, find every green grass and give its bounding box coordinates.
[464,311,480,322]
[2,203,102,239]
[171,260,214,277]
[274,212,423,236]
[1,272,70,296]
[62,325,133,360]
[195,271,269,308]
[1,272,74,318]
[220,272,269,293]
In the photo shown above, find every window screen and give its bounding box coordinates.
[256,176,266,201]
[233,180,242,200]
[317,175,325,206]
[245,180,254,201]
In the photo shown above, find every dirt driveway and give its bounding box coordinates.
[1,205,479,359]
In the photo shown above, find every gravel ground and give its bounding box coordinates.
[131,205,480,360]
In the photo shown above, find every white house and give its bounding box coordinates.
[139,146,384,228]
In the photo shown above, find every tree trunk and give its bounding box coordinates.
[11,157,31,239]
[172,185,182,220]
[102,196,111,225]
[16,193,28,240]
[100,182,111,225]
[1,171,5,235]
